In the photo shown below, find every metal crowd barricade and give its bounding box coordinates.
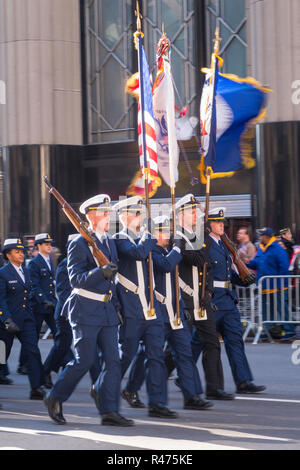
[235,284,258,342]
[0,339,5,364]
[253,275,300,344]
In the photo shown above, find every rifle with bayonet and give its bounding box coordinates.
[220,233,256,284]
[43,176,116,273]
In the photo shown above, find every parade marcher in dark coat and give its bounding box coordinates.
[0,336,5,407]
[113,197,178,419]
[28,233,57,338]
[0,238,45,399]
[207,208,266,394]
[175,195,234,401]
[44,194,133,427]
[44,233,103,395]
[122,215,213,411]
[42,234,77,388]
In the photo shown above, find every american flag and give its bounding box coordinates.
[126,45,161,197]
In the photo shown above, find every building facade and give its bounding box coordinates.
[0,0,300,250]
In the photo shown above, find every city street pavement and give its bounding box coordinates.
[0,338,300,452]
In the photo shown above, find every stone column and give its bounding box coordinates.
[0,0,83,146]
[247,0,300,122]
[247,0,300,236]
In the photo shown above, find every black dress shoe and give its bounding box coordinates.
[236,381,266,394]
[30,387,45,400]
[122,389,146,408]
[0,376,13,385]
[17,364,28,375]
[148,403,178,419]
[44,393,66,424]
[206,389,235,400]
[184,395,214,410]
[44,374,53,389]
[90,386,100,411]
[101,412,134,427]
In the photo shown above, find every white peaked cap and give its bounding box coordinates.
[112,196,144,213]
[79,194,111,215]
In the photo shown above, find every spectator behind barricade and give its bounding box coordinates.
[290,246,300,275]
[279,228,295,261]
[289,245,300,327]
[247,227,294,340]
[236,227,256,265]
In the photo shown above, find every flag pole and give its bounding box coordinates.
[134,1,155,317]
[171,187,181,326]
[203,27,222,218]
[200,28,221,319]
[158,33,181,326]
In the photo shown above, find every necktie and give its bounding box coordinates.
[101,235,111,257]
[19,267,25,282]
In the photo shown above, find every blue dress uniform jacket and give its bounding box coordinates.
[28,253,57,315]
[176,227,214,311]
[113,230,159,319]
[49,234,122,415]
[209,237,245,309]
[151,245,185,323]
[0,263,45,389]
[65,235,120,326]
[0,263,34,328]
[54,258,70,320]
[209,237,253,386]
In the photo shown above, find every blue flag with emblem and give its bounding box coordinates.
[199,57,271,182]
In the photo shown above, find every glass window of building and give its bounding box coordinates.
[205,0,247,77]
[86,0,135,143]
[142,0,197,115]
[85,0,197,144]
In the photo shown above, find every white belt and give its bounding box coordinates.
[179,272,207,321]
[154,290,167,304]
[213,281,232,289]
[117,269,157,321]
[117,273,140,294]
[155,277,183,330]
[72,288,112,302]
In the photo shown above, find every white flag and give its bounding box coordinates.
[153,58,179,187]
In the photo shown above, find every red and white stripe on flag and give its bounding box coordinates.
[138,103,158,180]
[126,45,161,197]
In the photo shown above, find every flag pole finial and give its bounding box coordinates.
[134,1,144,49]
[135,1,142,33]
[213,27,222,55]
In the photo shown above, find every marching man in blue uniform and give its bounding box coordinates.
[42,234,77,386]
[0,239,45,399]
[123,215,213,411]
[28,233,57,340]
[206,208,266,394]
[176,194,233,400]
[113,196,178,419]
[44,233,103,402]
[44,194,133,427]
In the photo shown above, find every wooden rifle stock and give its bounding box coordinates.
[42,176,110,267]
[220,232,254,283]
